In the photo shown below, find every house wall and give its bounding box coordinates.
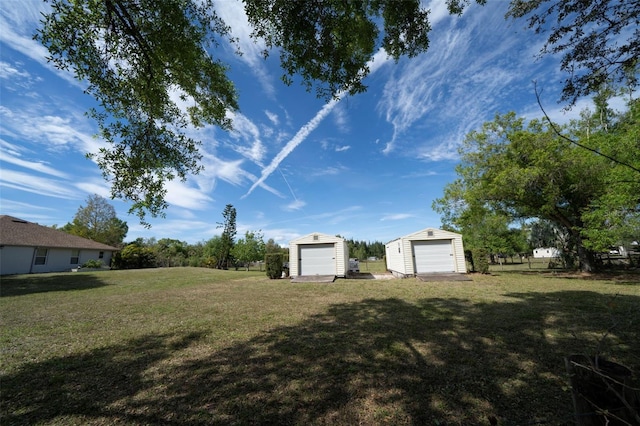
[0,246,113,275]
[0,246,34,275]
[289,233,348,277]
[386,228,467,277]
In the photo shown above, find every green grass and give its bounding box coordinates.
[1,268,639,425]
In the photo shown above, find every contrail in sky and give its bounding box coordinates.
[244,49,390,197]
[244,95,342,196]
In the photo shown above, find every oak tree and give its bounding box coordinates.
[63,194,128,246]
[433,100,640,272]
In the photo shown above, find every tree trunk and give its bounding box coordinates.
[575,235,596,272]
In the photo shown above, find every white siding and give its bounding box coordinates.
[0,246,114,275]
[289,233,348,277]
[0,246,34,275]
[386,228,466,277]
[385,239,407,277]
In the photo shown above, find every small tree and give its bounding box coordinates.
[232,231,265,271]
[216,204,236,269]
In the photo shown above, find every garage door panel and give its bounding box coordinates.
[300,244,336,275]
[412,240,455,273]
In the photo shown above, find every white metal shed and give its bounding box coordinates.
[385,228,466,278]
[289,233,349,277]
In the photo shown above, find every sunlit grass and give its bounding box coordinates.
[1,267,638,425]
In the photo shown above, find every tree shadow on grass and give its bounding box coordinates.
[0,273,111,297]
[2,291,639,425]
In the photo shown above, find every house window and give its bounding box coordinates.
[70,249,80,264]
[99,251,104,259]
[34,248,48,265]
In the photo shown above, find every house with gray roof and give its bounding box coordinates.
[0,215,119,275]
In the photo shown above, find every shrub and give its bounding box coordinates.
[113,245,157,269]
[82,259,104,269]
[472,248,490,274]
[265,253,283,279]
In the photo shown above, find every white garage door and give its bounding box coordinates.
[412,240,455,273]
[299,244,336,275]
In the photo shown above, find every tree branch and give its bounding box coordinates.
[534,81,640,175]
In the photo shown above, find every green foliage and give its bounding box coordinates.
[37,0,238,224]
[81,259,104,269]
[471,248,489,274]
[153,238,190,267]
[505,0,639,105]
[433,100,640,272]
[245,0,437,99]
[113,244,157,269]
[62,194,128,246]
[345,239,385,260]
[232,231,265,271]
[265,253,283,279]
[216,204,237,269]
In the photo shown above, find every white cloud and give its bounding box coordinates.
[380,213,415,221]
[335,145,350,152]
[284,199,306,211]
[164,179,214,210]
[0,2,82,88]
[265,110,279,126]
[1,102,104,155]
[0,151,69,178]
[75,180,112,199]
[214,0,274,96]
[0,169,81,200]
[0,60,30,80]
[226,111,266,164]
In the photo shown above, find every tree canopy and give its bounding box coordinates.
[37,0,639,221]
[62,194,128,246]
[433,98,640,272]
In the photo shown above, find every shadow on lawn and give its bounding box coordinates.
[0,273,110,297]
[2,291,639,425]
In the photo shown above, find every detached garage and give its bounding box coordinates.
[289,233,349,278]
[385,228,466,278]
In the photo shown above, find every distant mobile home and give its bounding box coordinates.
[533,247,560,258]
[289,233,349,278]
[385,228,466,278]
[0,215,119,275]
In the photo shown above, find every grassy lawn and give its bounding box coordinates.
[1,268,638,425]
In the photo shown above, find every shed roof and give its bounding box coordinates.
[0,215,119,251]
[290,232,345,244]
[386,227,462,244]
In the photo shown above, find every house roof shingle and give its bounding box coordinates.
[0,215,119,251]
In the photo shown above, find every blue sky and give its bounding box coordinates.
[0,1,602,246]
